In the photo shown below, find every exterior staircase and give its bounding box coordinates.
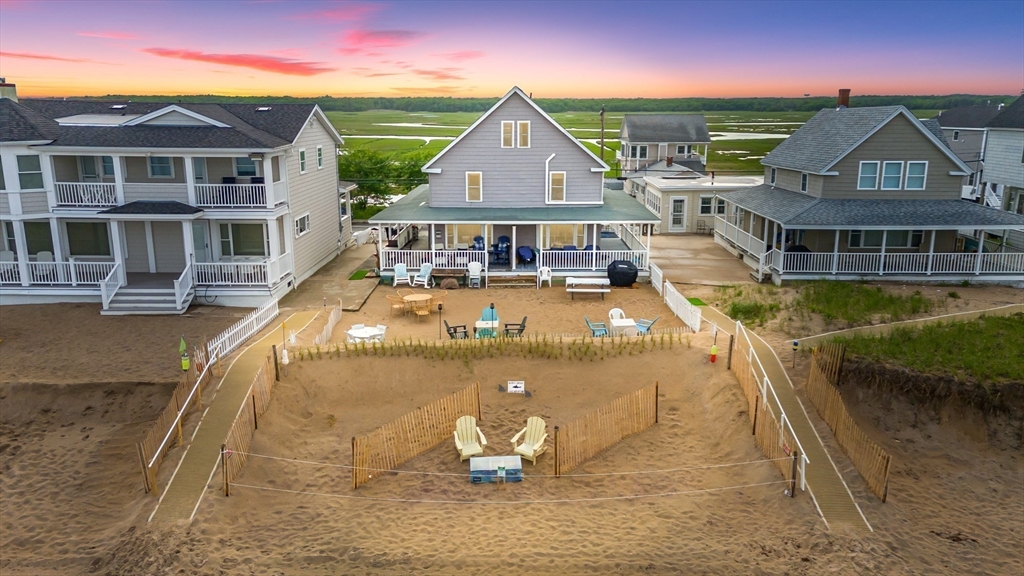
[101,286,193,315]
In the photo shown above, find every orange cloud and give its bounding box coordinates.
[0,50,105,64]
[142,48,335,76]
[413,68,463,81]
[339,29,426,54]
[77,31,139,40]
[434,50,484,62]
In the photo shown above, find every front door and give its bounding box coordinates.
[192,221,211,262]
[670,198,686,232]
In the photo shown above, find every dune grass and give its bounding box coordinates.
[840,314,1024,383]
[796,281,934,327]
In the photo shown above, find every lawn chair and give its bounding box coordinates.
[33,251,56,282]
[608,308,626,321]
[386,294,407,316]
[412,299,431,321]
[636,316,660,335]
[445,320,469,340]
[412,263,434,288]
[396,288,414,298]
[537,266,552,289]
[393,263,412,287]
[585,316,609,337]
[373,324,387,342]
[430,289,447,309]
[454,415,487,461]
[503,316,527,338]
[467,261,482,288]
[511,416,548,465]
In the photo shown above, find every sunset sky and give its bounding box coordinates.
[0,0,1021,99]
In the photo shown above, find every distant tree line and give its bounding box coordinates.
[83,93,1015,113]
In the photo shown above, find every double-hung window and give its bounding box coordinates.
[101,156,115,177]
[16,155,44,189]
[630,145,648,160]
[235,157,258,177]
[800,172,808,193]
[517,121,530,148]
[881,161,903,190]
[952,130,960,141]
[466,172,482,202]
[148,157,173,178]
[858,161,879,190]
[294,213,311,238]
[549,172,566,202]
[316,145,324,169]
[905,161,927,190]
[716,198,726,215]
[769,167,777,186]
[501,121,514,148]
[298,149,307,173]
[699,196,713,215]
[849,229,923,248]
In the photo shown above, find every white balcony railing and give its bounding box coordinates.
[538,249,649,271]
[194,261,270,286]
[54,182,118,207]
[768,251,1024,276]
[195,183,269,208]
[0,262,21,284]
[17,260,117,286]
[380,250,487,270]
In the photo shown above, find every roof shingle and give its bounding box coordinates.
[620,114,710,143]
[987,96,1024,130]
[0,99,60,142]
[935,105,1003,129]
[761,106,902,173]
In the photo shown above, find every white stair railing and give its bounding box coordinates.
[173,261,194,310]
[99,263,121,310]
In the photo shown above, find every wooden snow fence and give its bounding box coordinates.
[136,341,218,496]
[553,383,659,477]
[352,382,482,489]
[220,350,276,495]
[805,343,892,502]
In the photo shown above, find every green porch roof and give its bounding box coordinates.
[369,185,660,225]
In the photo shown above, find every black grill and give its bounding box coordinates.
[607,260,638,287]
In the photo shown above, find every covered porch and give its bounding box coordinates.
[714,187,1024,283]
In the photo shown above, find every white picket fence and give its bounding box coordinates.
[650,262,664,296]
[207,298,280,359]
[313,300,344,346]
[663,281,702,333]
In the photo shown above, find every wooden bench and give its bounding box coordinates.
[565,277,612,300]
[567,287,611,300]
[431,268,467,286]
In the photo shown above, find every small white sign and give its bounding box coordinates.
[507,381,525,394]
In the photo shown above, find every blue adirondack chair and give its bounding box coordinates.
[635,316,660,335]
[585,316,609,337]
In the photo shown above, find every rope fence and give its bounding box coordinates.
[554,383,659,476]
[805,343,892,502]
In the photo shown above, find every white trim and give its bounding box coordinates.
[422,86,609,172]
[880,161,903,190]
[952,130,960,141]
[548,171,566,203]
[294,212,311,238]
[857,161,879,190]
[905,160,927,190]
[698,194,714,216]
[517,120,531,148]
[316,145,324,170]
[501,121,514,149]
[848,229,924,249]
[769,167,776,186]
[800,172,808,193]
[465,171,482,202]
[233,156,259,178]
[124,105,231,128]
[147,156,175,179]
[669,197,687,232]
[298,149,307,174]
[289,106,345,146]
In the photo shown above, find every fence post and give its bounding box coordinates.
[554,426,560,478]
[726,334,734,370]
[175,414,184,447]
[654,382,659,424]
[252,394,258,430]
[136,443,151,494]
[752,397,758,435]
[881,454,891,503]
[789,450,799,498]
[475,381,482,421]
[272,344,280,382]
[222,444,229,496]
[351,437,358,490]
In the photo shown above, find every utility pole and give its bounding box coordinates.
[599,106,606,164]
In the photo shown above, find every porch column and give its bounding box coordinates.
[12,220,30,287]
[878,230,887,275]
[511,226,517,271]
[926,230,936,275]
[49,217,68,284]
[973,231,984,275]
[183,156,196,206]
[266,218,280,283]
[262,156,274,207]
[282,215,295,276]
[144,221,156,273]
[482,224,488,272]
[112,156,125,205]
[592,224,598,270]
[182,220,195,265]
[779,227,786,274]
[45,157,57,210]
[110,220,126,284]
[429,224,435,250]
[832,230,840,274]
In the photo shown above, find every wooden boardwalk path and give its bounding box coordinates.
[701,306,871,531]
[149,310,319,523]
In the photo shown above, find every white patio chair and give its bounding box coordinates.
[393,263,412,287]
[33,251,56,283]
[537,266,552,289]
[411,262,434,288]
[467,261,482,288]
[609,308,626,321]
[374,324,387,342]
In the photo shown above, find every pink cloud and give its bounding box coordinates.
[412,68,463,81]
[77,31,139,40]
[291,2,380,21]
[433,50,484,62]
[390,85,465,95]
[142,48,335,76]
[351,67,399,78]
[0,50,104,64]
[339,29,426,54]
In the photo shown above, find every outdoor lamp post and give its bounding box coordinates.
[438,303,443,339]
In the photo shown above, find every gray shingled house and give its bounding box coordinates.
[713,101,1024,283]
[618,114,711,173]
[370,87,658,286]
[981,95,1024,250]
[0,81,346,313]
[935,104,1004,204]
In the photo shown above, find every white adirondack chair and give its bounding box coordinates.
[412,262,434,288]
[393,263,412,286]
[511,416,548,465]
[453,415,486,461]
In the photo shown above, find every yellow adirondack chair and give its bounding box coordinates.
[453,415,487,461]
[511,416,548,464]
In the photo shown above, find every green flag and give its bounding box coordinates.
[179,336,187,355]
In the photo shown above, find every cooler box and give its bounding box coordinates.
[469,456,523,483]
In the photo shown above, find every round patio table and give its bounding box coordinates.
[403,293,433,304]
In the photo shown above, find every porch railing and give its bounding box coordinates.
[618,224,647,251]
[194,184,269,208]
[100,264,121,310]
[268,253,291,284]
[54,182,118,207]
[380,249,488,270]
[538,249,648,271]
[0,262,21,284]
[770,251,1024,276]
[174,262,193,310]
[20,260,117,286]
[715,215,763,254]
[194,261,270,286]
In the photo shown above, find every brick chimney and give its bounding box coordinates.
[0,78,17,102]
[837,88,851,109]
[666,156,673,167]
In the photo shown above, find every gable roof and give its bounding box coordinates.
[15,99,338,150]
[762,106,969,174]
[0,98,59,142]
[935,105,1003,129]
[919,118,951,149]
[421,86,609,173]
[619,114,710,143]
[987,95,1024,130]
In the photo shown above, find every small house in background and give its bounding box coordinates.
[935,104,1004,204]
[618,114,710,173]
[981,95,1024,250]
[714,90,1024,284]
[369,86,659,286]
[630,166,762,234]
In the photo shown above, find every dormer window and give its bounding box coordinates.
[800,172,808,193]
[501,121,514,148]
